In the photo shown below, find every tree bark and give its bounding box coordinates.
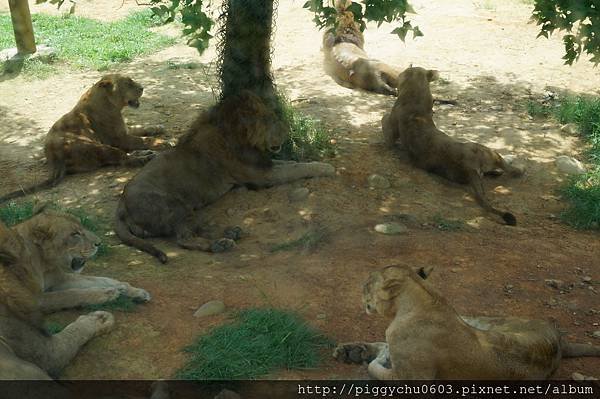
[220,0,276,104]
[8,0,37,55]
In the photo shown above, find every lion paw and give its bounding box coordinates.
[101,287,122,302]
[333,343,373,364]
[210,238,236,253]
[129,287,152,303]
[80,311,115,336]
[223,226,243,241]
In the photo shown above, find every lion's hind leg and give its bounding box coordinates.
[333,342,387,364]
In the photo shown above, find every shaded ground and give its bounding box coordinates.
[0,0,599,380]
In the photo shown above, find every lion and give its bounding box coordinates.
[115,90,336,263]
[0,74,168,203]
[0,215,115,379]
[322,0,402,96]
[381,66,524,225]
[333,265,600,380]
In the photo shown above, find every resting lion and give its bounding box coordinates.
[322,0,401,96]
[382,67,524,225]
[334,265,600,380]
[0,74,167,203]
[115,90,336,263]
[0,215,116,379]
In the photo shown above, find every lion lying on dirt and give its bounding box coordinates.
[322,0,401,96]
[8,203,151,313]
[0,74,167,203]
[382,67,524,225]
[0,216,115,379]
[334,265,600,379]
[116,90,336,264]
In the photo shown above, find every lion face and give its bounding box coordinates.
[362,265,433,317]
[97,74,144,109]
[396,67,439,92]
[29,211,100,274]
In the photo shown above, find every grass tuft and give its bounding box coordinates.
[0,200,110,256]
[0,10,175,74]
[176,308,331,380]
[270,227,328,253]
[550,96,600,229]
[275,97,336,162]
[83,295,138,312]
[526,100,553,118]
[432,214,464,231]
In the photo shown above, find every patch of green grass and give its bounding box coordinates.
[83,295,138,312]
[552,96,600,229]
[526,100,553,118]
[0,10,175,73]
[0,200,109,256]
[176,308,331,380]
[432,214,464,231]
[275,97,336,162]
[270,227,328,253]
[45,321,66,335]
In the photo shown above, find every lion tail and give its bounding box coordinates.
[468,170,517,226]
[562,342,600,358]
[0,162,66,204]
[115,200,168,264]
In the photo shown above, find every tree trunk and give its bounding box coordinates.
[8,0,36,55]
[219,0,277,106]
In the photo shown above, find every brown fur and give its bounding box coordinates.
[334,265,600,379]
[0,208,118,379]
[322,0,401,95]
[115,91,335,263]
[382,67,524,225]
[0,74,167,203]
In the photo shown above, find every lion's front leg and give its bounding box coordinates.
[253,162,335,188]
[128,124,166,137]
[39,287,123,313]
[45,274,151,306]
[382,112,399,148]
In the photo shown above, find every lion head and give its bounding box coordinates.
[95,74,145,109]
[363,265,434,317]
[25,205,100,274]
[216,90,289,154]
[396,66,439,93]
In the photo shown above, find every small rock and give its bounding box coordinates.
[545,279,571,291]
[592,331,600,339]
[504,284,514,292]
[555,155,586,175]
[582,276,592,283]
[502,154,527,174]
[193,300,225,318]
[367,174,391,189]
[288,187,310,202]
[450,268,461,273]
[572,372,586,381]
[561,124,578,135]
[374,222,408,235]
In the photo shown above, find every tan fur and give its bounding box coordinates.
[382,67,524,225]
[334,265,600,380]
[0,212,117,379]
[115,91,335,263]
[0,74,168,203]
[322,1,401,96]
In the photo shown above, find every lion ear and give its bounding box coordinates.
[427,70,439,82]
[417,266,434,280]
[30,224,54,245]
[0,222,23,266]
[98,78,114,89]
[378,279,403,300]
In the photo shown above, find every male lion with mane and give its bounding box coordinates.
[322,0,402,96]
[334,265,600,379]
[115,91,335,264]
[382,66,524,225]
[0,74,167,203]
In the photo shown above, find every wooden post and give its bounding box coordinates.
[8,0,37,55]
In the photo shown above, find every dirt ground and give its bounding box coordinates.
[0,0,599,380]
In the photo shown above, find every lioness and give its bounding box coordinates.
[9,203,151,313]
[334,265,600,379]
[322,0,401,96]
[0,74,167,203]
[0,218,115,379]
[382,67,524,225]
[115,91,336,263]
